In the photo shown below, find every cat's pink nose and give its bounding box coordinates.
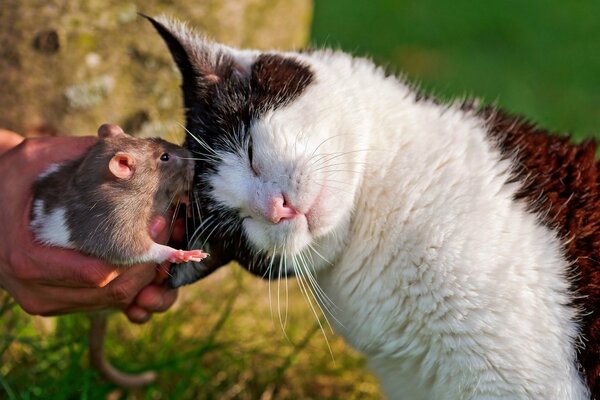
[268,194,298,224]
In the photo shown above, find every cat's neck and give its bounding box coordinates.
[310,56,586,397]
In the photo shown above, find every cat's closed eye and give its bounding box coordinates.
[247,136,259,176]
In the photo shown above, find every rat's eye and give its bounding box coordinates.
[160,153,170,162]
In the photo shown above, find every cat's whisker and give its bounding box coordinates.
[297,249,337,314]
[311,181,354,196]
[293,252,336,360]
[187,214,214,244]
[308,148,374,169]
[297,252,341,331]
[306,243,333,266]
[186,191,198,251]
[189,216,218,247]
[297,250,333,312]
[284,250,290,330]
[266,247,277,325]
[167,200,181,239]
[163,186,182,216]
[201,220,234,246]
[312,161,369,171]
[320,169,363,177]
[308,133,349,160]
[276,248,290,339]
[190,194,204,245]
[319,178,357,188]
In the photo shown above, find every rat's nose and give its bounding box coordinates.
[268,194,298,224]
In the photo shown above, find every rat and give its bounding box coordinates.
[30,123,207,388]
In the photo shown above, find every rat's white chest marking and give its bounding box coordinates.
[37,163,62,180]
[31,199,74,249]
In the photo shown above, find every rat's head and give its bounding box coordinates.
[95,123,194,213]
[148,16,367,282]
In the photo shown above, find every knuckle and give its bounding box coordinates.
[77,265,103,287]
[75,263,118,288]
[18,296,46,316]
[17,138,38,158]
[161,289,178,311]
[8,252,37,282]
[110,283,133,307]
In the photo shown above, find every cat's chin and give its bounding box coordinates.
[243,214,315,256]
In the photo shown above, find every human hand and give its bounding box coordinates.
[0,129,25,156]
[0,136,178,322]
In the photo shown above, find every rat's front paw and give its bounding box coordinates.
[167,249,208,263]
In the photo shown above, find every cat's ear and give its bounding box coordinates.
[143,15,251,104]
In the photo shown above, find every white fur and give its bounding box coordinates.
[30,199,74,249]
[36,163,62,180]
[207,49,590,399]
[136,243,174,264]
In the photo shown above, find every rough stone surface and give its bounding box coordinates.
[0,0,312,140]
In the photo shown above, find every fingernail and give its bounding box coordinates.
[127,307,151,324]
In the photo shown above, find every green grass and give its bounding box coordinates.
[1,267,381,399]
[312,0,600,140]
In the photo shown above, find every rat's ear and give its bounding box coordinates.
[143,14,253,108]
[108,152,136,180]
[98,124,128,139]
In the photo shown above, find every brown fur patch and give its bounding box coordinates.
[250,54,314,113]
[480,106,600,395]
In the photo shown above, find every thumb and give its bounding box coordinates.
[149,215,169,244]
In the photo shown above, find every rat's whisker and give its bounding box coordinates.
[177,122,220,158]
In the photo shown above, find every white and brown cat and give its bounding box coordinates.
[146,15,599,399]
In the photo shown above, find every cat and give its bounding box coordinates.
[146,15,599,399]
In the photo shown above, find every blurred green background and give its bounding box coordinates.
[312,0,600,140]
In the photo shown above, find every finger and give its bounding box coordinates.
[20,136,98,176]
[149,214,174,248]
[149,215,167,240]
[0,129,24,156]
[124,305,151,324]
[103,262,159,308]
[21,261,159,313]
[20,213,165,289]
[134,284,178,313]
[154,262,172,284]
[13,283,113,315]
[25,243,123,288]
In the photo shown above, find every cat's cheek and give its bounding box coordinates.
[306,186,353,239]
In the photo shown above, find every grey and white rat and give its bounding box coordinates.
[31,123,206,265]
[30,123,207,387]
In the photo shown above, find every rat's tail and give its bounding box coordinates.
[89,313,157,388]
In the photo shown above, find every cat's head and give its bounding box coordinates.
[146,16,367,287]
